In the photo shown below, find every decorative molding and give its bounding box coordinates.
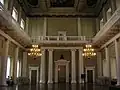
[0,29,25,50]
[93,7,120,46]
[85,66,95,83]
[29,66,39,84]
[41,47,83,50]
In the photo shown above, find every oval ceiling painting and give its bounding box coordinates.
[27,0,38,6]
[87,0,97,7]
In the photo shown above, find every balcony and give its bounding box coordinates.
[31,36,91,45]
[93,7,120,46]
[0,2,30,46]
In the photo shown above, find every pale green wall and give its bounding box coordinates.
[47,17,78,36]
[28,17,96,37]
[81,18,96,37]
[28,17,44,37]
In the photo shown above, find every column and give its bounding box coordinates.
[97,52,102,77]
[8,0,14,14]
[0,39,9,85]
[103,8,107,24]
[40,49,46,83]
[18,7,22,24]
[71,49,76,83]
[4,0,9,10]
[110,0,116,14]
[78,49,84,83]
[96,18,100,33]
[22,52,27,77]
[25,17,29,34]
[48,49,53,83]
[13,47,19,83]
[55,64,58,83]
[43,17,47,36]
[78,18,82,36]
[115,39,120,85]
[66,62,69,83]
[105,47,110,77]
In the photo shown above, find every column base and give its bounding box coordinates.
[39,80,46,84]
[66,81,69,83]
[116,82,120,86]
[79,80,84,84]
[47,81,53,84]
[71,80,76,83]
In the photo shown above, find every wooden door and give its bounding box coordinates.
[31,70,37,84]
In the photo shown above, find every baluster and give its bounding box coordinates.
[57,36,59,41]
[48,36,50,41]
[84,36,86,40]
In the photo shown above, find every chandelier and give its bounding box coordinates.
[28,45,42,57]
[82,44,96,57]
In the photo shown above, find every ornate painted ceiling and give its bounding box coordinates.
[18,0,107,17]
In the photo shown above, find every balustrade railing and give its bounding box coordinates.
[95,7,120,39]
[31,36,91,43]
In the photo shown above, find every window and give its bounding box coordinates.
[17,60,20,77]
[12,7,18,21]
[20,19,25,30]
[6,57,11,78]
[107,8,112,21]
[100,18,104,30]
[0,0,4,5]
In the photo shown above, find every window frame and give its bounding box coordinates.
[20,18,25,30]
[12,7,18,21]
[0,0,4,5]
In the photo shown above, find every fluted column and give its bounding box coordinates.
[22,52,27,77]
[25,17,29,34]
[97,52,102,76]
[13,47,19,83]
[66,63,69,83]
[103,8,107,24]
[40,49,46,83]
[110,0,116,14]
[8,0,14,14]
[48,49,53,83]
[78,18,82,36]
[43,17,47,36]
[96,18,100,33]
[105,47,110,77]
[55,64,58,83]
[0,39,9,85]
[71,49,76,83]
[78,49,84,83]
[115,39,120,85]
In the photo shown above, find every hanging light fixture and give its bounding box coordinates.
[82,44,96,57]
[28,45,42,57]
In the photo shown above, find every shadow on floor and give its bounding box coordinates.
[0,83,109,90]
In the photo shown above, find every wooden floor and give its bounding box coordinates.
[0,83,109,90]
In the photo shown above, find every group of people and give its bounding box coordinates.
[6,76,14,86]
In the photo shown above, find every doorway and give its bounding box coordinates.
[87,70,93,83]
[31,70,37,84]
[58,65,66,83]
[85,66,95,83]
[29,66,39,84]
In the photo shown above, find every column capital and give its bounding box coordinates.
[48,49,53,52]
[71,49,76,52]
[41,49,45,52]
